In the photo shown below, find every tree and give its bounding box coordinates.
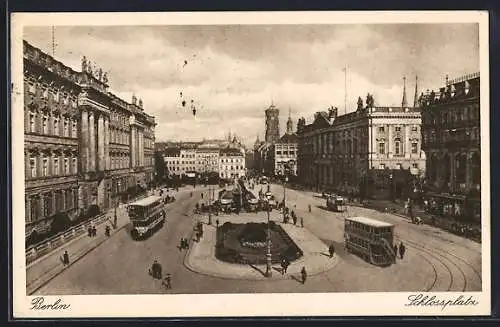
[154,151,166,183]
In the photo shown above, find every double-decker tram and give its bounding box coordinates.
[127,196,166,240]
[344,216,396,266]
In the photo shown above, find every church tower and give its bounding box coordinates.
[286,107,293,135]
[413,75,419,107]
[401,76,408,108]
[265,103,280,143]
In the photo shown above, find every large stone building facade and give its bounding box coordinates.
[297,85,426,198]
[420,73,481,221]
[24,40,156,239]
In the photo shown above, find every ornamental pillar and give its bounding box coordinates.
[89,111,96,171]
[97,114,105,171]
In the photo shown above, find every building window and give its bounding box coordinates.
[394,138,401,156]
[29,112,36,133]
[378,142,385,155]
[53,117,60,136]
[412,126,418,132]
[64,158,69,175]
[411,142,418,154]
[42,157,49,176]
[63,118,69,137]
[72,158,77,174]
[378,126,385,133]
[396,163,402,170]
[53,158,59,175]
[379,164,385,170]
[395,126,401,132]
[29,157,36,178]
[42,115,49,134]
[412,163,418,169]
[72,120,77,137]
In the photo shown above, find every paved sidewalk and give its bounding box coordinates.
[184,211,339,281]
[26,186,198,295]
[26,204,130,295]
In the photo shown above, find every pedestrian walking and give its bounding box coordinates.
[301,266,307,284]
[399,242,406,259]
[216,219,220,228]
[393,244,398,258]
[62,250,70,266]
[280,258,286,275]
[292,215,297,226]
[308,204,311,213]
[162,273,172,289]
[300,217,304,228]
[114,209,118,229]
[283,258,289,274]
[105,225,111,237]
[92,226,97,237]
[87,226,92,237]
[328,244,335,258]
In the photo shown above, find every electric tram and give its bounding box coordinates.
[326,195,346,212]
[344,216,396,266]
[128,196,166,240]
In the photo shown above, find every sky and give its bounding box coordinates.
[24,24,479,147]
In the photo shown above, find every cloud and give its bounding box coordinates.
[23,24,479,147]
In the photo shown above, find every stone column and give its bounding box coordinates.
[140,132,144,166]
[387,125,392,158]
[97,114,105,171]
[405,125,411,158]
[88,111,96,171]
[104,117,110,170]
[80,110,89,172]
[130,126,136,168]
[466,152,472,190]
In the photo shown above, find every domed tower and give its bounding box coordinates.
[265,103,280,143]
[286,107,293,135]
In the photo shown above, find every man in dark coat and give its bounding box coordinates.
[328,244,335,258]
[399,242,406,259]
[62,250,70,266]
[301,266,307,284]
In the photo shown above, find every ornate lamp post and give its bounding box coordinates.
[283,175,288,221]
[265,198,272,277]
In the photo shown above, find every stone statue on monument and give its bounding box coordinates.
[139,98,143,108]
[98,68,103,81]
[132,94,137,105]
[103,72,108,84]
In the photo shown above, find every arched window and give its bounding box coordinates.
[442,154,451,184]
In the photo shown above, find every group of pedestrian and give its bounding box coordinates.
[393,241,406,260]
[149,260,172,289]
[87,225,97,238]
[178,237,189,251]
[195,221,204,242]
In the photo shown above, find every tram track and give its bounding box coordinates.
[401,238,478,292]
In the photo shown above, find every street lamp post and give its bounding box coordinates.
[265,199,272,277]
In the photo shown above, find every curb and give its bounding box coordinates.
[183,223,340,282]
[27,222,129,295]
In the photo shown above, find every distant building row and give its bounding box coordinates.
[162,137,247,180]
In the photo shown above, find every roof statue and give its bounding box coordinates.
[357,96,364,110]
[366,93,374,109]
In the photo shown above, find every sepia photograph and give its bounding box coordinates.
[11,11,490,317]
